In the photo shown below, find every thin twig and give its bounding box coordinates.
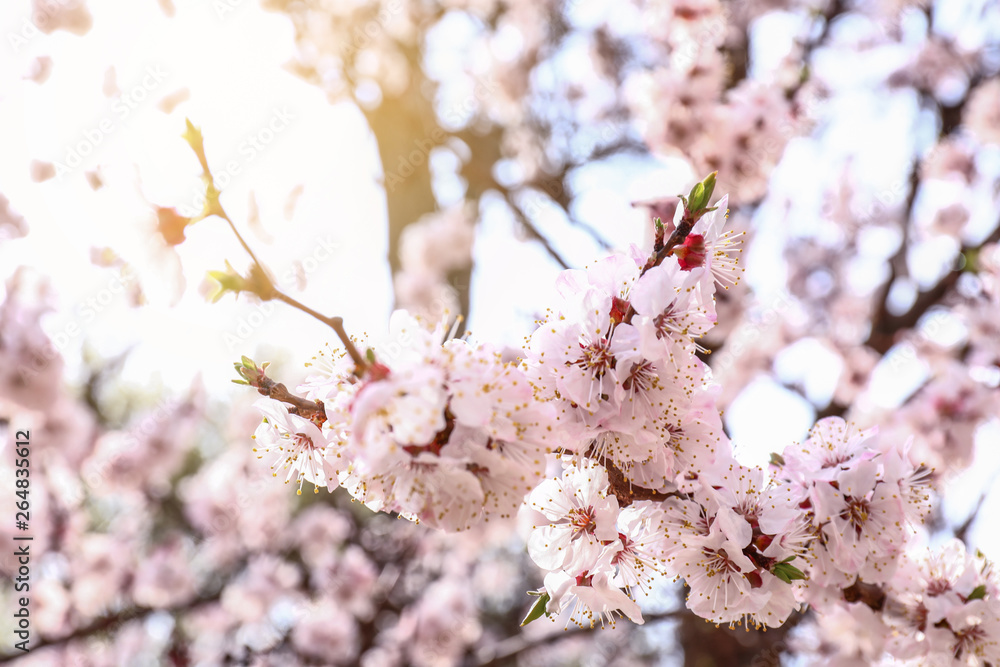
[211,203,368,375]
[496,185,571,270]
[954,477,998,544]
[255,374,328,424]
[616,200,702,328]
[476,609,684,666]
[601,455,683,507]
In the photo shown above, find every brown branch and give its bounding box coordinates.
[842,580,886,612]
[601,456,683,507]
[208,202,368,375]
[496,184,572,270]
[643,211,697,273]
[954,477,998,544]
[562,444,684,508]
[866,213,1000,355]
[476,608,684,666]
[273,292,367,372]
[864,62,995,355]
[784,0,847,102]
[866,163,920,348]
[255,374,328,424]
[615,199,704,329]
[458,126,643,255]
[0,563,241,663]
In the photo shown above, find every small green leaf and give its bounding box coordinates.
[520,591,550,627]
[685,172,718,213]
[206,261,247,303]
[700,171,717,204]
[968,584,987,601]
[772,561,807,584]
[687,182,706,211]
[182,118,211,176]
[201,177,224,219]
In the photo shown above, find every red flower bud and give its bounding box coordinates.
[673,233,706,270]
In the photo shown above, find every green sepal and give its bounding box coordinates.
[685,171,717,212]
[207,261,247,303]
[968,584,987,601]
[520,591,550,627]
[182,118,211,176]
[696,171,717,209]
[687,182,706,212]
[773,560,807,584]
[201,177,224,220]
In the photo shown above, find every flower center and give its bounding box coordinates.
[926,578,951,596]
[568,339,616,378]
[841,497,871,534]
[611,532,634,565]
[622,361,656,393]
[665,424,684,450]
[953,623,988,660]
[702,547,741,575]
[653,303,682,340]
[568,506,598,537]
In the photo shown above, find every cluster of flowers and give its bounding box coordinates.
[251,310,556,532]
[242,177,996,661]
[795,537,1000,665]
